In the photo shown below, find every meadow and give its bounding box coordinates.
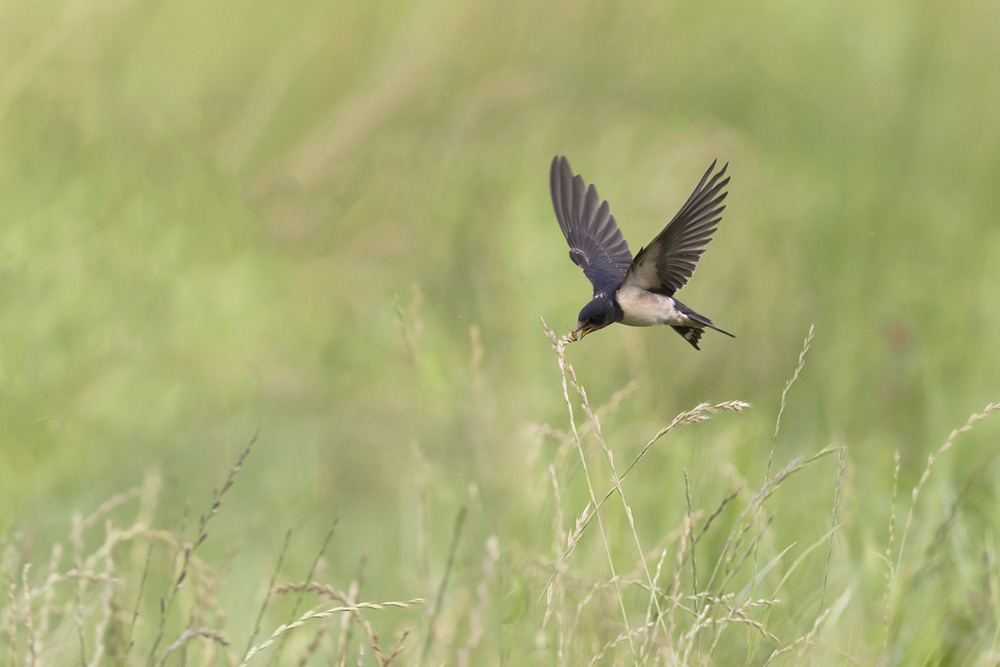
[2,0,1000,664]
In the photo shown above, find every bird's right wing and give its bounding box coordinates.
[622,161,729,296]
[550,156,633,297]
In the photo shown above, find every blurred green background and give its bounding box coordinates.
[2,0,1000,663]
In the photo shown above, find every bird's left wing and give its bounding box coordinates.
[550,156,633,296]
[622,161,729,296]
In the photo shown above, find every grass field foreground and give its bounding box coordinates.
[2,0,1000,664]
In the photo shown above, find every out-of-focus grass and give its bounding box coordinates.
[1,0,999,663]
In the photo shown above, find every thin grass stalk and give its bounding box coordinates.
[7,574,18,667]
[419,506,466,664]
[239,599,424,666]
[547,400,749,595]
[148,432,257,666]
[457,536,498,666]
[124,535,154,660]
[157,627,231,666]
[276,581,407,665]
[37,543,62,650]
[267,520,339,667]
[896,402,1000,575]
[543,319,636,661]
[22,565,35,667]
[87,520,118,667]
[643,545,672,661]
[336,556,365,667]
[820,446,846,612]
[555,329,670,644]
[542,464,565,632]
[243,528,292,663]
[684,469,700,615]
[752,324,814,632]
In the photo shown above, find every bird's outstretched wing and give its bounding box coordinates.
[622,161,729,296]
[550,156,633,297]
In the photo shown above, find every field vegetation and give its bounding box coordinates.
[2,0,1000,664]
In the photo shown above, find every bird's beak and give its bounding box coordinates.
[569,322,590,342]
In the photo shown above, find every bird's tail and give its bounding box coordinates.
[699,319,736,338]
[671,302,735,350]
[671,326,705,350]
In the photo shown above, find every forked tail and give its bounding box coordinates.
[671,303,735,350]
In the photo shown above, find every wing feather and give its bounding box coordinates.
[550,156,633,296]
[622,161,730,295]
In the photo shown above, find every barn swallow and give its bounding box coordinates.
[551,156,734,349]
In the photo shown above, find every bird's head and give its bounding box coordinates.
[570,297,620,341]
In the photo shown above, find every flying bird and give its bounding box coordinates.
[551,156,735,349]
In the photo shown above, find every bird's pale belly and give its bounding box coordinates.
[616,286,688,327]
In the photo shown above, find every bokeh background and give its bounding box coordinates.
[2,0,999,663]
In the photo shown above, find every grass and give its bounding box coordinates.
[3,0,1000,663]
[3,322,998,664]
[1,433,426,666]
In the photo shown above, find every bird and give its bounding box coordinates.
[550,156,735,349]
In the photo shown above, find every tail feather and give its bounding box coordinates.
[698,318,736,338]
[671,299,735,349]
[671,326,705,350]
[675,300,735,337]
